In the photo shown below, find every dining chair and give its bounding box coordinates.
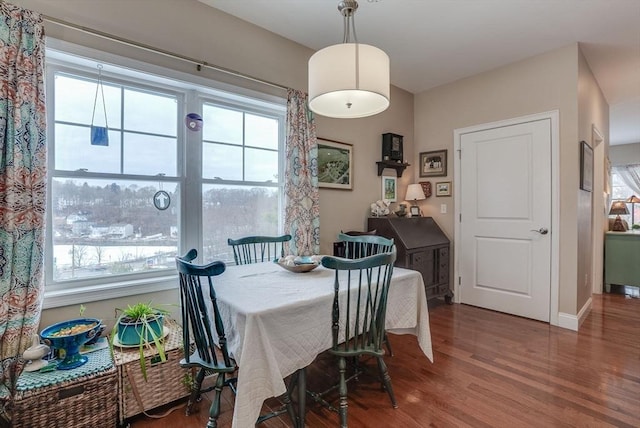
[321,251,398,427]
[227,234,292,265]
[337,232,394,259]
[336,232,396,356]
[176,249,301,428]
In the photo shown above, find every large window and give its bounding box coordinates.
[45,46,285,302]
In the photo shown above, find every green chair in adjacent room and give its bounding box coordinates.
[320,252,399,427]
[227,234,292,265]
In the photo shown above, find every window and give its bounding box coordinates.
[611,165,640,227]
[45,45,285,305]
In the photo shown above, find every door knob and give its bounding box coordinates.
[530,228,548,235]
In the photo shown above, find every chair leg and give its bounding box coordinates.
[283,370,298,427]
[384,332,394,356]
[186,368,206,416]
[338,356,348,428]
[376,356,397,408]
[207,372,226,428]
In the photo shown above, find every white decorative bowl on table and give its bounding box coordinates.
[275,255,323,273]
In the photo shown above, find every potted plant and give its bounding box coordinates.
[110,301,171,380]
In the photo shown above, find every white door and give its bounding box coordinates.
[459,119,551,322]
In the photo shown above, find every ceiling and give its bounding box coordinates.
[200,0,640,146]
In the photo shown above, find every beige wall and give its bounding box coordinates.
[15,0,414,326]
[414,44,582,315]
[577,47,610,305]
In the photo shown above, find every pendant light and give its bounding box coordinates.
[308,0,390,119]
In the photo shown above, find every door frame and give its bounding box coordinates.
[453,110,560,326]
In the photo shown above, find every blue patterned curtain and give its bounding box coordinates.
[0,3,47,422]
[284,89,320,255]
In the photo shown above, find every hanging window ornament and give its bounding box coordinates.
[185,113,203,131]
[153,178,170,211]
[90,64,109,146]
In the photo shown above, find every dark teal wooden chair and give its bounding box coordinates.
[227,234,292,265]
[176,249,300,428]
[336,232,396,356]
[321,252,398,427]
[337,232,394,259]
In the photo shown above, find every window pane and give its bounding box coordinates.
[51,178,179,281]
[124,88,177,136]
[203,143,242,180]
[55,74,121,127]
[123,133,177,176]
[202,184,279,263]
[54,124,121,173]
[202,104,242,144]
[245,148,278,182]
[245,113,278,149]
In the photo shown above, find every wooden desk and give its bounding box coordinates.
[604,231,640,290]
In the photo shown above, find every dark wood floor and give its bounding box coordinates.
[130,292,640,427]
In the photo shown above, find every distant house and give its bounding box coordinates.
[66,213,88,225]
[108,224,134,239]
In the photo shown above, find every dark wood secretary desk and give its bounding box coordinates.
[368,216,453,303]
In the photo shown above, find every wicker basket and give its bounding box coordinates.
[112,321,192,423]
[12,348,117,428]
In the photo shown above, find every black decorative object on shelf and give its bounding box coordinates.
[382,133,403,162]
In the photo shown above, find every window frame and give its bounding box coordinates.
[43,40,286,309]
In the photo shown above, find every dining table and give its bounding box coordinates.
[210,259,434,428]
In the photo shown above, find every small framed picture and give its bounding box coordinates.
[435,181,451,197]
[381,176,397,202]
[410,205,421,217]
[420,150,447,177]
[580,140,593,192]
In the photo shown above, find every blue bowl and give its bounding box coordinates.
[41,318,102,370]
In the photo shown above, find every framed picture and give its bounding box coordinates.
[381,176,397,202]
[419,150,447,177]
[435,181,451,197]
[410,205,421,217]
[317,138,353,190]
[580,140,593,192]
[419,181,432,198]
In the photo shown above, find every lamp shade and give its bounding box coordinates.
[308,43,390,119]
[406,184,426,202]
[626,195,640,203]
[609,201,629,215]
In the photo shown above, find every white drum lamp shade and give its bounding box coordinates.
[309,43,389,119]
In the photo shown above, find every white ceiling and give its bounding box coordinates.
[200,0,640,146]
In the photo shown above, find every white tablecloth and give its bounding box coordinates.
[212,261,433,428]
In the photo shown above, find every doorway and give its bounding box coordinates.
[454,111,560,325]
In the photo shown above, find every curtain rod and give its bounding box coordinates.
[41,14,289,92]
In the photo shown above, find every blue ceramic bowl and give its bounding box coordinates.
[41,318,102,370]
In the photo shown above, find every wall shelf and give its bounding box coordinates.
[376,161,410,177]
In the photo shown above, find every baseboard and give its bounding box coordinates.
[557,297,593,331]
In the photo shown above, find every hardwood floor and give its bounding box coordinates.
[129,293,640,427]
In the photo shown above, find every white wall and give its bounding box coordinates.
[610,142,640,166]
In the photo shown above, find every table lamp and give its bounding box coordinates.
[406,183,426,217]
[609,200,629,232]
[625,195,640,227]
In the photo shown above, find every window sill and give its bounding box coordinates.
[43,275,179,309]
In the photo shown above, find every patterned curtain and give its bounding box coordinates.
[0,2,47,420]
[284,89,320,255]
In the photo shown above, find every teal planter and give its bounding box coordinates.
[116,315,164,346]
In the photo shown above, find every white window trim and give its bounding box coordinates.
[43,38,286,306]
